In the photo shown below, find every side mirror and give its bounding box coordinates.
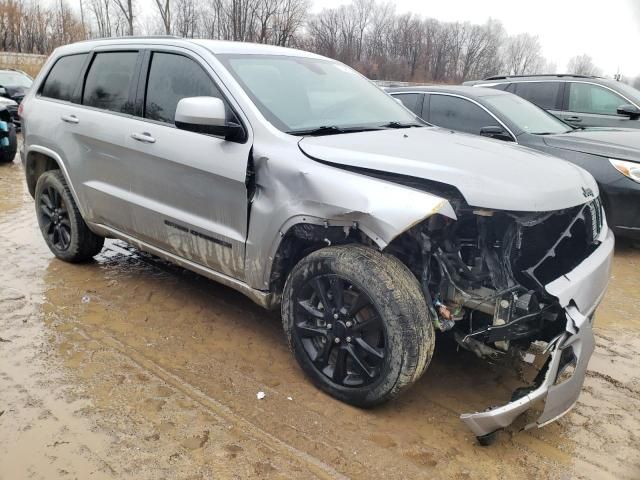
[175,96,245,142]
[480,125,513,141]
[617,104,640,120]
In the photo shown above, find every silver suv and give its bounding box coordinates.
[21,37,614,445]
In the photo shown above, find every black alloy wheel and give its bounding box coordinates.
[39,185,72,251]
[293,274,386,388]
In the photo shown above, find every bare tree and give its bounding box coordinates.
[112,0,134,35]
[567,54,602,76]
[2,0,563,85]
[154,0,171,34]
[503,33,544,75]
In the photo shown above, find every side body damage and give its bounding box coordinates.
[242,137,611,441]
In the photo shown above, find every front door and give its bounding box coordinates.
[563,82,640,128]
[122,49,251,278]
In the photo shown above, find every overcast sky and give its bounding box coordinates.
[316,0,640,78]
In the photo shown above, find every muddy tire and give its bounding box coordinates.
[35,170,104,262]
[282,245,435,407]
[0,123,17,163]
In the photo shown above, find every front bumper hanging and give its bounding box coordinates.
[461,306,594,437]
[460,228,613,440]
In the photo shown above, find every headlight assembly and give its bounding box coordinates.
[609,158,640,184]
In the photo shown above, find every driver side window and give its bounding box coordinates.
[144,52,223,124]
[568,83,627,116]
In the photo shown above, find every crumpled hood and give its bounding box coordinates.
[298,127,598,212]
[543,128,640,163]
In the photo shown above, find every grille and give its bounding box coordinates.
[514,198,604,288]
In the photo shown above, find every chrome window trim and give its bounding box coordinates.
[391,91,518,143]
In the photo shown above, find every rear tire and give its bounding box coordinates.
[35,170,104,262]
[282,245,435,407]
[0,123,17,163]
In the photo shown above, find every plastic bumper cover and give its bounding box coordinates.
[460,228,614,437]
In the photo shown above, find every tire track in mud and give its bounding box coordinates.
[73,326,348,480]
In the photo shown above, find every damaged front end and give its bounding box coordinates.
[387,196,613,443]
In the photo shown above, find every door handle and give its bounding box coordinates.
[131,132,156,144]
[564,116,582,123]
[61,114,79,124]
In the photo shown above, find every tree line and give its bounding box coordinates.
[1,0,635,86]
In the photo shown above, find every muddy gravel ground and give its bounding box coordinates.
[1,155,639,480]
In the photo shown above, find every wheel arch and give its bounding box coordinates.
[25,146,71,197]
[267,220,378,296]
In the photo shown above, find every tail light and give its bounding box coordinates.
[17,102,24,118]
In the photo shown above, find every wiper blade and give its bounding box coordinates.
[379,121,423,129]
[287,125,380,136]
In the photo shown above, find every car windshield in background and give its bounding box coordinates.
[483,94,573,135]
[218,54,421,134]
[0,71,32,88]
[614,81,640,104]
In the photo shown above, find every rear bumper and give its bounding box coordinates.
[460,228,614,438]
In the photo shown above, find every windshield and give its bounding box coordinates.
[0,71,32,88]
[218,54,421,134]
[614,81,640,104]
[483,94,573,135]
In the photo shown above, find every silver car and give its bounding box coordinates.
[20,37,614,445]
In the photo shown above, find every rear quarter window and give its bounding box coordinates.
[40,54,87,102]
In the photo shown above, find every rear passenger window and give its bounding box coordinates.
[429,95,500,135]
[568,83,627,115]
[83,52,138,114]
[393,93,423,116]
[41,54,87,101]
[144,52,221,124]
[514,82,562,110]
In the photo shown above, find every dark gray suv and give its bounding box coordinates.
[464,74,640,129]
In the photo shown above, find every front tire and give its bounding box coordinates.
[282,245,435,407]
[35,170,104,262]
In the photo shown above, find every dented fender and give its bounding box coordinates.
[243,143,456,290]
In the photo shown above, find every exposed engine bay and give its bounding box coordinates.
[388,197,604,360]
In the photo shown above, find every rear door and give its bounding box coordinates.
[67,49,144,232]
[511,81,565,120]
[122,48,251,277]
[563,81,640,128]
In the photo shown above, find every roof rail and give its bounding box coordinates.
[483,73,600,81]
[74,35,182,44]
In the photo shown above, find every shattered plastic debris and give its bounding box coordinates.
[287,396,293,401]
[256,391,266,400]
